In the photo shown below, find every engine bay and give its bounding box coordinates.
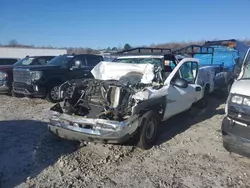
[52,72,165,122]
[50,61,172,121]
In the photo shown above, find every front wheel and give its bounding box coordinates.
[46,84,62,103]
[12,90,24,98]
[136,111,160,150]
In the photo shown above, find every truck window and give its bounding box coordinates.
[14,57,35,66]
[86,56,103,67]
[34,58,47,65]
[73,56,87,68]
[47,55,73,66]
[179,61,198,84]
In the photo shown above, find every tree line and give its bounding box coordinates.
[1,39,250,54]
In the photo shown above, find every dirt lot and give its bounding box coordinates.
[0,95,250,188]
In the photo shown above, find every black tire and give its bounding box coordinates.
[223,141,231,153]
[136,111,160,150]
[12,90,24,98]
[204,84,210,99]
[46,83,62,103]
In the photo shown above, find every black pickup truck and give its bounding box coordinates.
[12,54,104,102]
[0,56,54,94]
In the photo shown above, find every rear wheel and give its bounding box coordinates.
[46,83,62,103]
[136,111,160,150]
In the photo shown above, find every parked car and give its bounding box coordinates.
[12,54,104,102]
[203,39,250,94]
[0,58,19,66]
[222,46,250,158]
[48,48,206,149]
[0,56,54,95]
[0,58,19,94]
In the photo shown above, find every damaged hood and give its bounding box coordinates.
[91,61,155,84]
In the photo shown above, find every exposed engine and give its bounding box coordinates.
[55,71,162,121]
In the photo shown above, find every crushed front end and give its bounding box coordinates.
[48,77,163,143]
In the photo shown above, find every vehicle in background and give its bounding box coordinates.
[203,39,250,94]
[221,45,250,158]
[0,58,19,66]
[48,48,206,149]
[12,54,104,102]
[173,45,217,97]
[173,44,235,96]
[0,56,54,95]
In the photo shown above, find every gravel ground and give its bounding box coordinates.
[0,95,250,188]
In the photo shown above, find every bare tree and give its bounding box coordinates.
[9,39,18,47]
[124,43,131,50]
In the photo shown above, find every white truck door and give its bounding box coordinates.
[163,58,201,120]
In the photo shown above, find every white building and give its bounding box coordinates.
[0,47,67,59]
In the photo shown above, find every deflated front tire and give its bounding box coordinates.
[136,111,160,150]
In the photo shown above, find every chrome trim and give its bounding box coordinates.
[49,112,140,139]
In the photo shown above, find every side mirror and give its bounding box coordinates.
[74,60,81,68]
[171,78,188,88]
[70,60,81,70]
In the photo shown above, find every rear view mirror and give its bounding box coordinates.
[171,78,188,88]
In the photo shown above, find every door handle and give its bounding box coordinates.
[195,86,201,91]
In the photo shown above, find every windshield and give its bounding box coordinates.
[14,57,35,66]
[47,55,73,66]
[113,57,163,67]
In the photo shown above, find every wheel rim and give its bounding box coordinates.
[145,119,156,140]
[50,86,60,101]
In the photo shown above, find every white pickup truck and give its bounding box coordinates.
[48,48,206,149]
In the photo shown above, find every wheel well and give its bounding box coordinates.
[204,83,210,93]
[134,98,166,120]
[205,83,210,90]
[46,78,63,87]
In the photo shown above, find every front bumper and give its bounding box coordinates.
[222,117,250,158]
[13,82,46,97]
[48,111,140,144]
[0,80,9,94]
